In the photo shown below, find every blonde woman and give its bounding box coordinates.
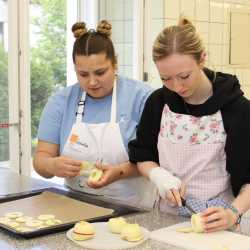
[129,17,250,231]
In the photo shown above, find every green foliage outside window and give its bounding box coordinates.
[0,44,8,161]
[0,0,66,161]
[31,0,66,142]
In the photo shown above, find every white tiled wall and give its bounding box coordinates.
[99,0,133,77]
[147,0,250,98]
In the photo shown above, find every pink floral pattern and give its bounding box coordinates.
[160,105,226,144]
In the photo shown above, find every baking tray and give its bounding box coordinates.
[0,187,143,238]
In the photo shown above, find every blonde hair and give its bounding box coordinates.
[71,20,116,66]
[153,17,205,63]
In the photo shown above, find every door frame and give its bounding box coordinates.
[8,0,31,175]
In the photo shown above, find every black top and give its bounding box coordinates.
[129,68,250,196]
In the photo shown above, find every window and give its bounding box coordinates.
[0,0,9,168]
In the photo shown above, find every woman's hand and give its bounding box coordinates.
[87,163,123,188]
[148,167,185,207]
[48,156,81,178]
[166,184,186,207]
[201,207,238,232]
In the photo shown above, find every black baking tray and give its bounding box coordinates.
[0,187,144,238]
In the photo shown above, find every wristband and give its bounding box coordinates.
[228,205,242,226]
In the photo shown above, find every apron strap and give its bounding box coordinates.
[76,91,86,123]
[110,77,117,124]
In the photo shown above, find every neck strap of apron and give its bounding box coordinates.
[76,77,117,124]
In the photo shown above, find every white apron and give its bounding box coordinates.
[157,104,234,214]
[63,80,156,208]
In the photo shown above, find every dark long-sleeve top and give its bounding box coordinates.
[129,68,250,196]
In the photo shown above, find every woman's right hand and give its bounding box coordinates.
[48,156,81,178]
[149,167,185,207]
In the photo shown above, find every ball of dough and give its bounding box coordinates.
[37,214,55,221]
[108,217,127,234]
[0,217,11,225]
[5,212,23,219]
[191,213,204,233]
[5,221,20,228]
[79,161,95,176]
[121,223,144,242]
[16,216,33,223]
[25,220,43,228]
[88,168,103,182]
[45,219,62,226]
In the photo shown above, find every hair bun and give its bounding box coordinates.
[178,17,196,32]
[72,22,88,39]
[97,20,112,38]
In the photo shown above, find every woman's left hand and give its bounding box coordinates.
[87,163,122,188]
[201,207,238,232]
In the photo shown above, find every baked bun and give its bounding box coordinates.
[191,213,204,233]
[72,221,95,241]
[108,217,127,234]
[121,223,144,242]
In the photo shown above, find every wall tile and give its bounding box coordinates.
[124,21,133,43]
[124,0,133,20]
[196,0,209,21]
[122,66,133,77]
[115,43,125,65]
[222,23,229,44]
[209,23,223,44]
[222,44,229,65]
[210,1,224,22]
[124,44,133,65]
[223,2,231,23]
[208,45,222,66]
[165,0,180,19]
[152,0,165,19]
[196,21,209,44]
[180,0,195,19]
[151,19,165,45]
[111,21,124,43]
[106,0,124,20]
[164,18,177,27]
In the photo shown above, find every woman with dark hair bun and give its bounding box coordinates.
[33,20,157,209]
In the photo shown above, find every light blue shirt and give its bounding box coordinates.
[38,75,153,153]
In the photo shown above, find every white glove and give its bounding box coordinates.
[149,167,181,199]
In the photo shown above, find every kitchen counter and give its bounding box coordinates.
[0,168,250,250]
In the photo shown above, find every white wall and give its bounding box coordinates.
[99,0,134,78]
[145,0,250,98]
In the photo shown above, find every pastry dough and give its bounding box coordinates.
[121,223,144,242]
[191,213,204,233]
[176,227,193,233]
[38,214,55,221]
[108,217,127,234]
[45,219,62,226]
[88,168,103,182]
[0,217,11,225]
[5,212,23,219]
[72,221,95,241]
[79,161,95,176]
[16,216,33,223]
[5,221,20,228]
[25,220,43,228]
